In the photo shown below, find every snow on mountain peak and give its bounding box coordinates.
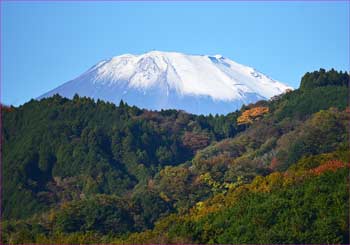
[39,51,292,115]
[87,51,290,100]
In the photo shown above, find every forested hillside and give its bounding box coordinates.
[1,69,349,244]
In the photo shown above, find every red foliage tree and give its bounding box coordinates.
[311,160,349,175]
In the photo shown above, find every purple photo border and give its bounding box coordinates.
[0,1,3,245]
[0,0,349,245]
[1,0,350,3]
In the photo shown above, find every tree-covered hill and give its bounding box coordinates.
[2,94,242,221]
[118,156,349,244]
[1,68,349,244]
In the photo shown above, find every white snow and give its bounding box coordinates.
[88,51,291,101]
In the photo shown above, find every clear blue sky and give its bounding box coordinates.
[1,1,349,106]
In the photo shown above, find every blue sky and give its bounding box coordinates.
[1,1,349,106]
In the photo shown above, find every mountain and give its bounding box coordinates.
[39,51,292,114]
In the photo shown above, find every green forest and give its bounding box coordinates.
[1,68,349,244]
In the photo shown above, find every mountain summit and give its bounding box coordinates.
[39,51,292,114]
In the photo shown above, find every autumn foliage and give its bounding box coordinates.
[237,106,269,125]
[311,160,350,175]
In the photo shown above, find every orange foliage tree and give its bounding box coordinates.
[237,106,269,125]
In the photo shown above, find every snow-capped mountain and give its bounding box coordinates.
[39,51,292,115]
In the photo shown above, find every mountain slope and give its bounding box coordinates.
[39,51,291,114]
[2,69,349,244]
